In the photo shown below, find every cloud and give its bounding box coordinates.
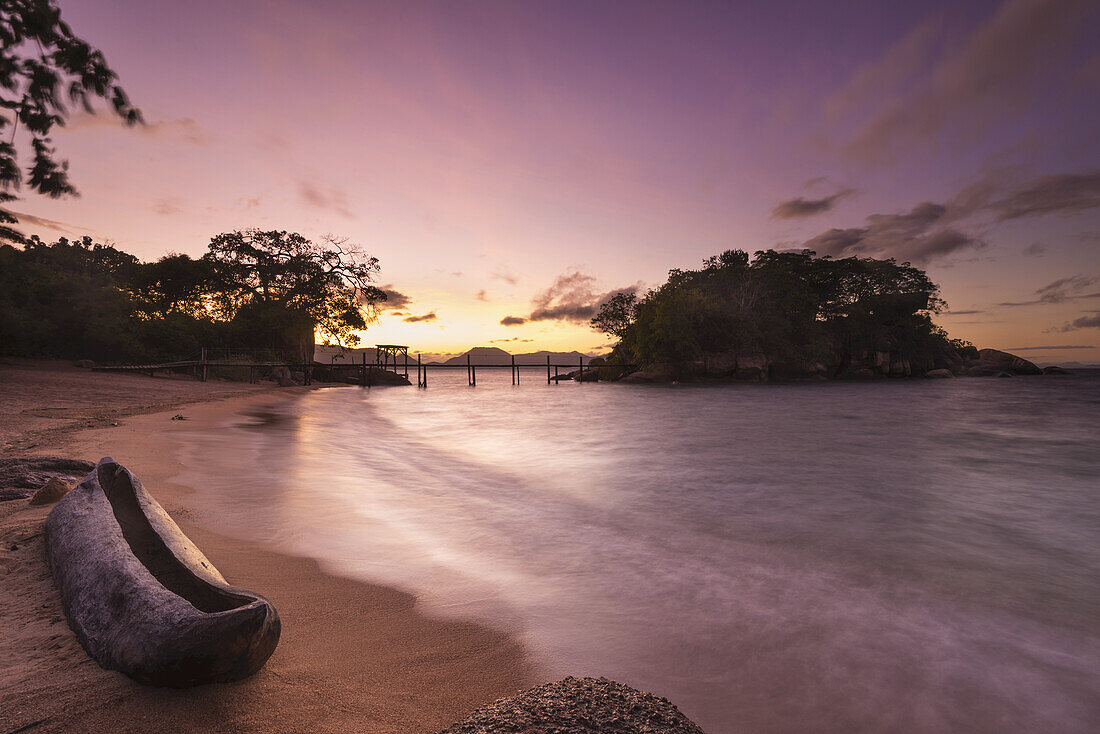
[491,267,519,286]
[6,210,88,235]
[944,309,984,315]
[801,201,983,264]
[832,0,1091,162]
[153,201,181,215]
[998,275,1100,306]
[1023,243,1046,256]
[489,337,533,343]
[378,285,412,311]
[476,289,489,302]
[500,316,527,326]
[299,182,354,218]
[825,17,943,121]
[771,189,853,219]
[1009,344,1094,349]
[403,312,438,323]
[525,271,643,324]
[1036,275,1098,302]
[1054,314,1100,331]
[987,171,1100,220]
[66,112,209,145]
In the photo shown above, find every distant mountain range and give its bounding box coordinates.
[442,347,593,365]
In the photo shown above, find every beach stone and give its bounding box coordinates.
[0,457,96,501]
[924,369,954,378]
[29,476,73,506]
[73,359,95,368]
[436,676,706,734]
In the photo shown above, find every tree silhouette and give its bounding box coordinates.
[204,230,386,359]
[1,0,141,242]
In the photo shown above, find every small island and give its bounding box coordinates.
[587,249,1067,383]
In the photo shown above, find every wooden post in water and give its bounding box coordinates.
[511,354,516,385]
[361,351,367,387]
[546,355,551,384]
[467,353,472,386]
[201,347,207,383]
[472,365,476,386]
[404,350,408,378]
[579,355,583,383]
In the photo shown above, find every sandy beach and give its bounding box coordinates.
[0,361,532,733]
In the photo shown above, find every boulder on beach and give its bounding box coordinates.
[436,676,705,734]
[73,359,95,369]
[0,457,95,502]
[970,348,1041,376]
[924,368,954,378]
[29,476,73,506]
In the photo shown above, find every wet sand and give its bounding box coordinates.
[0,361,532,733]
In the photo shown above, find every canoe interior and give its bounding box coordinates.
[100,462,247,614]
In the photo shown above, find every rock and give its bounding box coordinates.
[966,364,1002,377]
[621,364,678,384]
[576,369,600,382]
[1042,365,1071,375]
[889,359,911,377]
[73,359,95,369]
[272,365,295,387]
[29,476,73,506]
[0,457,96,501]
[735,351,768,381]
[291,371,305,383]
[360,367,412,386]
[704,348,738,376]
[995,370,1013,378]
[839,366,876,380]
[924,369,954,379]
[436,676,705,734]
[975,348,1041,375]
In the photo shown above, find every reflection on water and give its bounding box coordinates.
[175,370,1100,733]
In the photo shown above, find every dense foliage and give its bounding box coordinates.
[1,0,141,242]
[593,249,956,378]
[0,230,385,363]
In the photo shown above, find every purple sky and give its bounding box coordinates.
[11,0,1100,361]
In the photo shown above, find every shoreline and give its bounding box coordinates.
[0,363,533,733]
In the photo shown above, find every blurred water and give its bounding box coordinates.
[175,369,1100,733]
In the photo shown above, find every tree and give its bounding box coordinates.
[203,230,385,360]
[1,0,141,242]
[590,291,637,340]
[593,248,952,378]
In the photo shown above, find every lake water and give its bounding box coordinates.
[175,370,1100,733]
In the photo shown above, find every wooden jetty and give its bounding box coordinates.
[92,346,634,388]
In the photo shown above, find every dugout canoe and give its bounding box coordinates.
[45,457,280,687]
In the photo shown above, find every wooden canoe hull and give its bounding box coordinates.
[45,457,280,687]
